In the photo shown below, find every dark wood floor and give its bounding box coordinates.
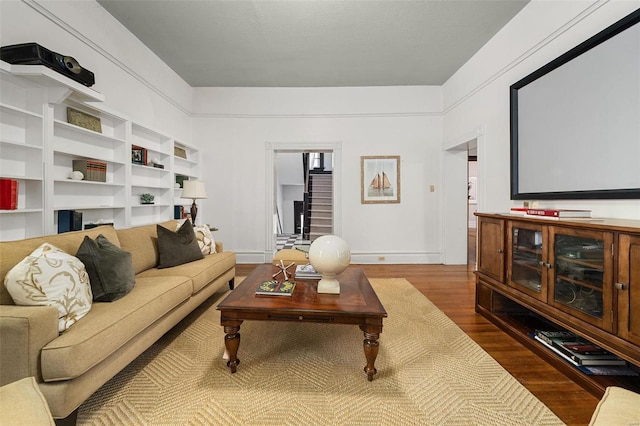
[235,263,599,425]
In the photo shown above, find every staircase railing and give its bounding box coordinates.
[302,153,311,240]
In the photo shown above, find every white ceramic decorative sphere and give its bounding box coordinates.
[308,235,351,294]
[69,171,84,180]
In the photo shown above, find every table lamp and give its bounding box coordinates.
[181,180,207,225]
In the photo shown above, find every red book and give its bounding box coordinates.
[509,207,528,215]
[0,179,18,210]
[526,208,591,218]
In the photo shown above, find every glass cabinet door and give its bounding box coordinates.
[508,223,547,301]
[551,228,614,331]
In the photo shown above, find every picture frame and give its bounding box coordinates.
[67,107,102,133]
[361,155,400,204]
[174,146,187,159]
[131,146,144,165]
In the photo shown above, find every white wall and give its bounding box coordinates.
[443,0,640,223]
[281,185,303,234]
[193,86,443,263]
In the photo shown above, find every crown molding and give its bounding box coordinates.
[192,111,441,119]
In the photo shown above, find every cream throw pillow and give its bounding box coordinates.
[194,224,216,255]
[176,221,216,255]
[4,243,92,332]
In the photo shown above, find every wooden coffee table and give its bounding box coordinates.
[217,264,387,381]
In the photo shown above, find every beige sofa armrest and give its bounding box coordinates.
[0,305,59,386]
[589,386,640,426]
[0,377,54,425]
[215,241,223,252]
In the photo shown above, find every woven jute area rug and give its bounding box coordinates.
[78,278,563,425]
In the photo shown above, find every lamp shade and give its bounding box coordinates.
[181,180,207,199]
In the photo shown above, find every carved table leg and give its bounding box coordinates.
[224,325,241,373]
[361,329,380,381]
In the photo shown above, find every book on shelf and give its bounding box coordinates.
[255,280,296,296]
[576,365,639,376]
[526,208,591,218]
[561,342,609,355]
[174,205,184,220]
[73,159,107,182]
[0,178,18,210]
[295,264,321,279]
[534,330,626,366]
[509,207,528,215]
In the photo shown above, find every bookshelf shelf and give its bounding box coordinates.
[0,208,43,215]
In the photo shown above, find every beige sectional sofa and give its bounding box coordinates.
[0,220,236,423]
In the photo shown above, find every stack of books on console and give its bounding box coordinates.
[533,330,626,367]
[295,264,321,279]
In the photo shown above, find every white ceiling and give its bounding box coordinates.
[97,0,529,88]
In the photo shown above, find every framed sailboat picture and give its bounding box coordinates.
[361,156,400,204]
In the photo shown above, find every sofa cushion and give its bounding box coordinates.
[138,251,236,294]
[4,243,92,332]
[157,220,203,269]
[0,225,120,305]
[76,234,135,302]
[40,275,192,381]
[115,221,176,275]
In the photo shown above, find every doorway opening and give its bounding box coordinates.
[266,142,342,259]
[275,151,333,250]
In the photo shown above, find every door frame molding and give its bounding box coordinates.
[265,141,342,259]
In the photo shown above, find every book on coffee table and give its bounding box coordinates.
[255,280,296,296]
[295,264,321,279]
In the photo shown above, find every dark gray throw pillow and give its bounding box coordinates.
[156,220,204,269]
[76,234,135,302]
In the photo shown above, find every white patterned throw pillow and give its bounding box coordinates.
[4,243,93,332]
[176,221,216,255]
[194,224,215,255]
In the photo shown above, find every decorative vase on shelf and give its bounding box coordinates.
[308,235,351,294]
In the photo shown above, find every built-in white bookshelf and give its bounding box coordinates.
[0,61,199,240]
[129,123,173,226]
[0,63,46,239]
[173,141,200,217]
[48,100,128,234]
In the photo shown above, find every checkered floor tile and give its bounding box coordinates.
[276,234,311,250]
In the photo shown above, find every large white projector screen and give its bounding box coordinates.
[510,9,640,199]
